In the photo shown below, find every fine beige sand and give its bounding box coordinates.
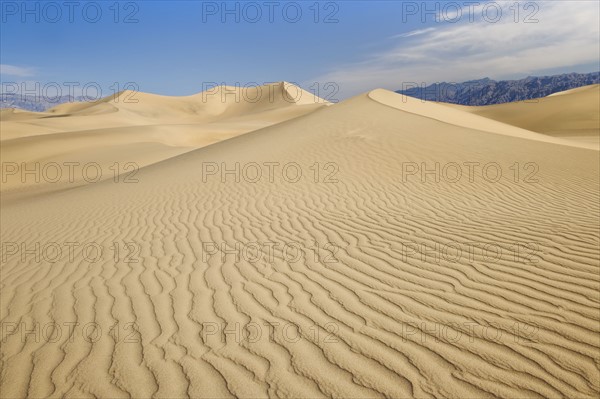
[1,83,599,398]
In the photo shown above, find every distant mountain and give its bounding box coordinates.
[396,72,600,105]
[0,93,87,112]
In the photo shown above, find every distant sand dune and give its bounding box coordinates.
[1,85,599,398]
[0,82,329,199]
[450,84,600,148]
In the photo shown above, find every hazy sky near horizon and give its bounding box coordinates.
[1,0,599,99]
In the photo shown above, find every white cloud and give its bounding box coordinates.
[313,1,600,98]
[391,28,436,39]
[0,64,36,78]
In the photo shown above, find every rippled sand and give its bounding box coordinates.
[1,83,598,398]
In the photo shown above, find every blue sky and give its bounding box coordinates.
[1,1,599,99]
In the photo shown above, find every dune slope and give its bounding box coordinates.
[452,84,600,147]
[1,90,599,398]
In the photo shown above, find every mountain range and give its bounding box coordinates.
[396,72,600,105]
[0,93,87,112]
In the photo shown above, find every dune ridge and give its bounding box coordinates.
[1,86,599,398]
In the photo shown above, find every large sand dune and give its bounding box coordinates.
[1,84,599,398]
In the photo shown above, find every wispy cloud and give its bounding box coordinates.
[314,1,600,98]
[391,28,436,39]
[0,64,36,78]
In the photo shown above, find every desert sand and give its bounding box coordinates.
[1,83,599,398]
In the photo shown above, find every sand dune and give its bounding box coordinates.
[0,82,329,199]
[450,84,600,148]
[1,86,599,398]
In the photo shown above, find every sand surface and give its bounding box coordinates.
[1,83,599,398]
